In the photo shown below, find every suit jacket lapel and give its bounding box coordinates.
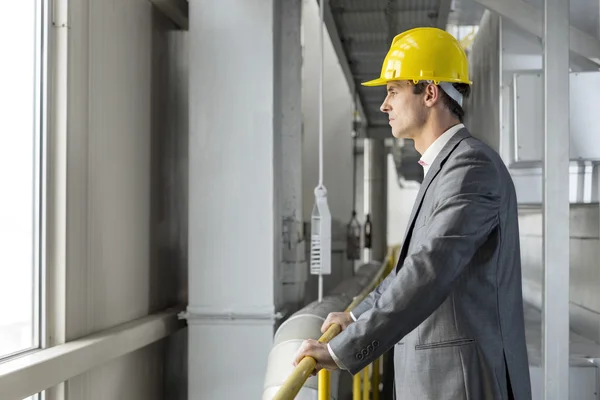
[397,128,471,268]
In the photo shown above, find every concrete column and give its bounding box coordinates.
[187,0,302,398]
[363,139,388,263]
[278,0,306,313]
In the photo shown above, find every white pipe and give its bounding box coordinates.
[262,314,340,400]
[262,262,381,399]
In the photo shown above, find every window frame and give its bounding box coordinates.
[0,0,47,365]
[35,0,48,356]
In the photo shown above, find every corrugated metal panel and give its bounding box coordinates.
[338,10,388,33]
[332,0,439,12]
[330,0,445,127]
[330,0,392,12]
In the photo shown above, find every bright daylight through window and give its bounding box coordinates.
[0,0,44,365]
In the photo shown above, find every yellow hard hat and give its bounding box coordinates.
[361,27,472,87]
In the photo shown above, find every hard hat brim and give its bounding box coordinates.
[362,77,473,87]
[361,78,389,87]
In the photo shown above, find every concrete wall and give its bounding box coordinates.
[57,2,188,399]
[386,155,419,246]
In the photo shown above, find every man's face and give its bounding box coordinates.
[379,81,427,139]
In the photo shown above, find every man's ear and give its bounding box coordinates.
[424,83,441,106]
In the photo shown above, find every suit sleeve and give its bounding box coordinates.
[328,149,501,375]
[350,270,397,318]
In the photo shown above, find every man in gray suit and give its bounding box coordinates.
[293,27,531,399]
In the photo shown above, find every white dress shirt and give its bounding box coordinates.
[418,123,464,177]
[326,123,465,370]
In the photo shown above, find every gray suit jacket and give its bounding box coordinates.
[329,128,532,399]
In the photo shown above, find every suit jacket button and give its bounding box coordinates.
[362,349,368,356]
[356,353,363,360]
[372,340,379,348]
[367,344,374,353]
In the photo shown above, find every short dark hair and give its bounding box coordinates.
[412,82,471,122]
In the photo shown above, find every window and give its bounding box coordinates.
[0,0,45,366]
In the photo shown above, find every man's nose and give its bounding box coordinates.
[380,100,390,113]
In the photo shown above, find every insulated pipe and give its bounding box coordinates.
[364,139,388,263]
[262,261,382,400]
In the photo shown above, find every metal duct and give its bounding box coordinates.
[262,261,382,399]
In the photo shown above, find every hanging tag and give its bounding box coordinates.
[310,186,332,275]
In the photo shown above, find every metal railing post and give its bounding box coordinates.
[318,369,331,400]
[362,365,370,399]
[353,373,362,400]
[372,356,380,400]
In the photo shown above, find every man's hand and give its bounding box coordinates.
[292,339,338,375]
[321,311,354,333]
[291,312,355,375]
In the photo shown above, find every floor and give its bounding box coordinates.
[523,303,600,399]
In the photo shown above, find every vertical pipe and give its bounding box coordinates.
[45,0,69,397]
[362,365,370,399]
[318,369,330,400]
[542,0,570,398]
[353,371,362,400]
[372,356,380,400]
[365,139,388,263]
[363,140,372,263]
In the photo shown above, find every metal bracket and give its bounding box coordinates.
[178,310,286,322]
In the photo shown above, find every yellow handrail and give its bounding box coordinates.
[272,245,399,400]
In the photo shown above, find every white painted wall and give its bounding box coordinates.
[301,0,355,224]
[386,155,419,246]
[54,2,188,399]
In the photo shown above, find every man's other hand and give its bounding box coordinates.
[321,311,354,333]
[292,339,338,375]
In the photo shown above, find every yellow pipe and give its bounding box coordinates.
[272,245,399,400]
[362,365,370,399]
[318,369,331,400]
[353,372,362,400]
[372,357,380,400]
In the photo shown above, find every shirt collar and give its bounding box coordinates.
[419,123,465,168]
